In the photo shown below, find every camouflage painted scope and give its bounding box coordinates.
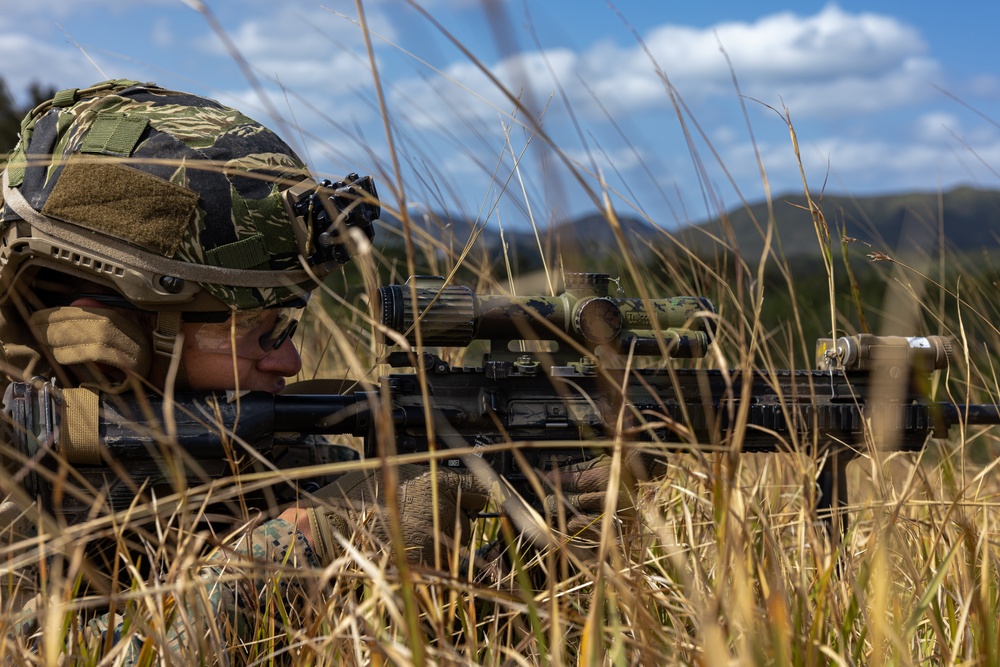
[285,173,379,265]
[377,273,717,359]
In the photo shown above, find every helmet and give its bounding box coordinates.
[0,79,377,320]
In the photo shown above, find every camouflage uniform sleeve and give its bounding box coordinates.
[88,517,322,663]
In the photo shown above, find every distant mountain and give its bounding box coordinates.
[375,208,659,260]
[373,187,1000,270]
[677,186,1000,261]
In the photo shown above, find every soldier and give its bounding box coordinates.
[0,80,655,661]
[0,78,485,655]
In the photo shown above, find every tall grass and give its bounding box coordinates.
[2,3,1000,665]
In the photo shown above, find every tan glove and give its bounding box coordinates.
[542,447,666,541]
[304,464,492,566]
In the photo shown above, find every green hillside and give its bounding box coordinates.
[379,187,1000,272]
[676,186,1000,260]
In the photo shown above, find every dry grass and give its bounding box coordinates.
[3,3,1000,665]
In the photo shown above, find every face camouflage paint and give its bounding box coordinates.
[188,308,300,360]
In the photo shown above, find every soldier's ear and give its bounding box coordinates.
[69,297,106,309]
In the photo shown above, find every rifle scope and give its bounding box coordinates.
[377,274,717,358]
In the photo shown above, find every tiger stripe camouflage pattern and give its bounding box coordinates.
[0,79,335,311]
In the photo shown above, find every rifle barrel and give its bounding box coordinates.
[272,392,366,435]
[943,403,1000,426]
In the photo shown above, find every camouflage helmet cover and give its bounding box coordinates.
[0,79,367,311]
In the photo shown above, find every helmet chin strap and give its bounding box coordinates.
[149,312,195,391]
[153,311,183,358]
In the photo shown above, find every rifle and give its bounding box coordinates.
[3,273,998,531]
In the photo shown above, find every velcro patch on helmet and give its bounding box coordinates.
[80,111,150,157]
[51,88,80,108]
[5,147,27,188]
[206,233,270,270]
[41,158,198,257]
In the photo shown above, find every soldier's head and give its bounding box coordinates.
[0,79,377,392]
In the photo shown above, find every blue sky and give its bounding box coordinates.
[3,1,999,231]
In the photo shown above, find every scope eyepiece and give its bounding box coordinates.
[377,277,477,346]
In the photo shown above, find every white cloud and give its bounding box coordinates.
[712,125,739,145]
[746,132,1000,194]
[3,2,393,98]
[0,33,107,102]
[913,112,962,143]
[0,0,176,33]
[675,5,924,83]
[683,120,1000,207]
[151,17,174,48]
[963,74,1000,99]
[1,1,992,216]
[591,4,941,117]
[0,2,188,101]
[197,5,394,91]
[391,4,944,132]
[562,145,644,175]
[392,48,579,132]
[2,0,171,19]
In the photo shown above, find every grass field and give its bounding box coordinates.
[3,5,1000,665]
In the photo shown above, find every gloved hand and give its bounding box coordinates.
[303,464,492,566]
[541,447,667,542]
